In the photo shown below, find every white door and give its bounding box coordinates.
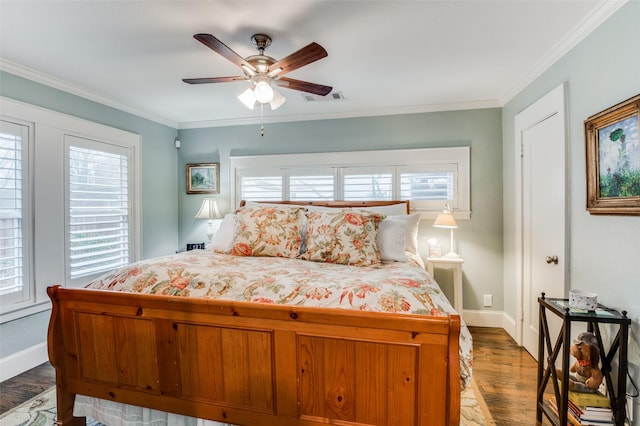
[515,84,567,358]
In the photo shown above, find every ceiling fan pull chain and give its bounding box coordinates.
[260,103,265,137]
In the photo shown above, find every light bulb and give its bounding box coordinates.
[254,81,274,103]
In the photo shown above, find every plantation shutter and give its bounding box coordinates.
[288,168,335,200]
[237,169,284,202]
[399,164,458,211]
[342,166,394,200]
[67,138,132,281]
[0,120,31,307]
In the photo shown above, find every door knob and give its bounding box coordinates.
[545,255,559,265]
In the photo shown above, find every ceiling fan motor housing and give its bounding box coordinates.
[251,34,272,54]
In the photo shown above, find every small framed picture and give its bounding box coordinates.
[186,163,220,194]
[585,94,640,215]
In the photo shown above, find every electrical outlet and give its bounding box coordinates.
[483,294,493,308]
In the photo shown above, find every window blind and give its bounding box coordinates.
[343,167,393,200]
[0,120,30,306]
[68,145,130,279]
[239,175,283,202]
[400,171,453,200]
[0,130,23,296]
[289,168,335,200]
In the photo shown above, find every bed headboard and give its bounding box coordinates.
[239,200,410,214]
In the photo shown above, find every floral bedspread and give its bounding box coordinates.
[86,249,472,386]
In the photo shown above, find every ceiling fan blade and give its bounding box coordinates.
[183,76,246,84]
[269,42,328,76]
[193,34,256,72]
[277,77,332,96]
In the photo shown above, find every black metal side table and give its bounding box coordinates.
[536,293,630,426]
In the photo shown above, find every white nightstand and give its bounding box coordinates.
[426,257,464,314]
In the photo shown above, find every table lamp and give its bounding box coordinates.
[433,204,459,258]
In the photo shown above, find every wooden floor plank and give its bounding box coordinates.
[469,326,552,425]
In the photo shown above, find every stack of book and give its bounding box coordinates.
[547,391,614,425]
[577,407,615,425]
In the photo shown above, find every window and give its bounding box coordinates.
[230,147,470,218]
[1,96,141,322]
[0,120,32,308]
[238,170,283,202]
[342,166,393,201]
[289,168,334,201]
[400,171,453,200]
[66,139,132,284]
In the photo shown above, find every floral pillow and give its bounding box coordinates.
[302,210,385,266]
[230,205,305,258]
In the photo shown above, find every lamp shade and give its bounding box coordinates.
[433,212,458,229]
[237,88,256,110]
[195,199,221,219]
[269,89,286,110]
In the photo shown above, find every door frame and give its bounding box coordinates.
[513,82,568,346]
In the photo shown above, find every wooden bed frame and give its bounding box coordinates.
[47,201,462,426]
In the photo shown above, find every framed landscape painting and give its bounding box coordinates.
[186,163,220,194]
[585,94,640,215]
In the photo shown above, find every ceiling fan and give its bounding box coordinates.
[183,33,332,111]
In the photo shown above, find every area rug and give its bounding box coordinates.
[1,381,495,426]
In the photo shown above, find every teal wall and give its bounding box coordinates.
[0,71,180,358]
[502,1,640,419]
[177,108,504,313]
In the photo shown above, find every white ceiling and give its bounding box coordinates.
[0,1,625,129]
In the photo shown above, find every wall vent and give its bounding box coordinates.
[302,91,344,102]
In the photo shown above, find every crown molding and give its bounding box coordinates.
[0,58,178,129]
[178,99,501,129]
[500,0,628,105]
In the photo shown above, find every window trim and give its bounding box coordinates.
[229,147,470,219]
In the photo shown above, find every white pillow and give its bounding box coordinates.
[209,213,236,251]
[377,219,408,262]
[386,213,420,254]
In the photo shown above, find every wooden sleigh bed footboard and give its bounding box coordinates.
[47,285,461,426]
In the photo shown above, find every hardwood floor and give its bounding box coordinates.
[1,327,548,425]
[0,361,55,413]
[469,326,542,425]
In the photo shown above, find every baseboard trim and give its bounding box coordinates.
[0,341,48,382]
[463,309,511,329]
[501,312,518,342]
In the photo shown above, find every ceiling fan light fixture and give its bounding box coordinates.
[185,33,330,118]
[269,89,286,110]
[237,87,256,110]
[254,81,274,103]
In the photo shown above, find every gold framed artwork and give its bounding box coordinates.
[585,94,640,215]
[186,163,220,194]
